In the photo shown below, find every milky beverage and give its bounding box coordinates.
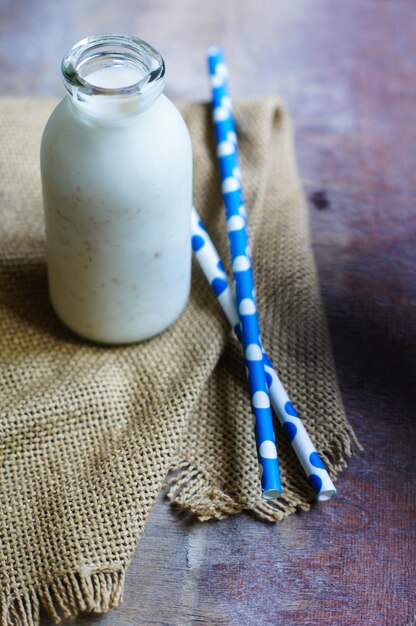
[41,36,192,343]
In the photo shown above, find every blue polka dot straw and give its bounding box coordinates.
[191,207,336,501]
[207,48,282,500]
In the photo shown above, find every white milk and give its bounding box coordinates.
[86,66,143,88]
[41,36,192,344]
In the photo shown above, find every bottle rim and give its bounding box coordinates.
[61,34,165,99]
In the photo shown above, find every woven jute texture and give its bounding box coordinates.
[0,98,359,625]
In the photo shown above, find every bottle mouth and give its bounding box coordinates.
[62,34,165,115]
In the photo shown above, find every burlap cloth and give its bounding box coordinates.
[0,97,359,625]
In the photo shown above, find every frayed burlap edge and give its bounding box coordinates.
[0,429,361,626]
[166,425,362,523]
[1,569,125,626]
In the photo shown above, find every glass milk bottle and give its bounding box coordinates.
[41,34,192,344]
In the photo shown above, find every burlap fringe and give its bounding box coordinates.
[0,569,125,626]
[166,461,243,522]
[167,423,362,524]
[0,429,361,626]
[166,460,311,523]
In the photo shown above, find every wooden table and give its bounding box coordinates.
[1,1,415,624]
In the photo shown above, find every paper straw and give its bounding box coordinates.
[191,208,336,501]
[207,49,281,500]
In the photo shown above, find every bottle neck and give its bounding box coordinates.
[61,34,165,120]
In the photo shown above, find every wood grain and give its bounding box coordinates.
[1,0,415,624]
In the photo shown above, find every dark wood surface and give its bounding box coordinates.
[1,1,415,625]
